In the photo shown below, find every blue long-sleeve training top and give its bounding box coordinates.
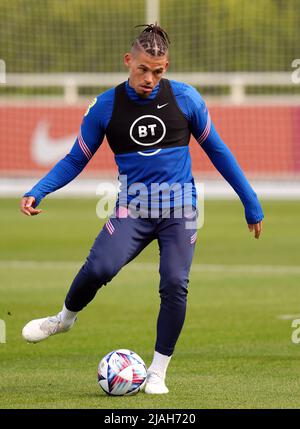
[24,79,264,224]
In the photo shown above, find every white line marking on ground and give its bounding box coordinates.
[0,260,300,275]
[277,314,300,320]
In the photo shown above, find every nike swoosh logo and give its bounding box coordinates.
[31,121,76,165]
[157,103,169,109]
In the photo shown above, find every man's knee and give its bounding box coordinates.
[159,272,189,302]
[83,256,120,284]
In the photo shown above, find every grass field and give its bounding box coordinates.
[1,198,300,409]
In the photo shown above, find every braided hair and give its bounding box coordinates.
[132,23,170,57]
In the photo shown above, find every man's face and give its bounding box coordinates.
[124,50,169,98]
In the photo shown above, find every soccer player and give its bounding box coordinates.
[20,24,264,394]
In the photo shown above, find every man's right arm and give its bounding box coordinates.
[20,93,113,215]
[20,148,95,215]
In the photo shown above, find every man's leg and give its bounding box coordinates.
[22,213,155,343]
[145,212,197,394]
[65,215,154,311]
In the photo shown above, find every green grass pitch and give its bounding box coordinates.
[0,198,300,409]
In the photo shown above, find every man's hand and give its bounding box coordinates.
[20,196,42,216]
[248,221,263,239]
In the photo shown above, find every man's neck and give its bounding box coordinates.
[125,79,160,101]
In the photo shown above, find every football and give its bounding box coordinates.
[97,349,147,396]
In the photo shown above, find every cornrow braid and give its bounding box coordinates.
[132,23,170,57]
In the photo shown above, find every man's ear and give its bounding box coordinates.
[124,53,132,68]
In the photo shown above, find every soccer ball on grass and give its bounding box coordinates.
[97,348,147,396]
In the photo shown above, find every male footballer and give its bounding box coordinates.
[20,24,264,394]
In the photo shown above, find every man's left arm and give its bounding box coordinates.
[201,122,263,238]
[186,86,264,239]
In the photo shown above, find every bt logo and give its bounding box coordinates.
[138,124,157,138]
[130,115,166,146]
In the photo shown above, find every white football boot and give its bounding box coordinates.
[22,313,76,343]
[144,371,169,394]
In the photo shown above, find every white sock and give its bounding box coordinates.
[148,351,172,380]
[59,303,77,326]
